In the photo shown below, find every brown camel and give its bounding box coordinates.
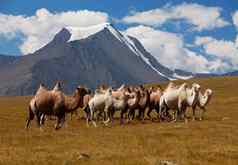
[66,86,90,120]
[147,86,163,120]
[25,82,65,130]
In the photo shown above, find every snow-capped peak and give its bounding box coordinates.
[66,22,112,41]
[65,23,193,81]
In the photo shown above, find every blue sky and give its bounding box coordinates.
[0,0,238,73]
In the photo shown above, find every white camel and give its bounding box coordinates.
[87,88,113,127]
[192,89,213,120]
[159,82,200,122]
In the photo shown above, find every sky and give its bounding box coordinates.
[0,0,238,74]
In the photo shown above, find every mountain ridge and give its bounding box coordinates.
[0,24,171,95]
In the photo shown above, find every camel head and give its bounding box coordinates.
[107,87,113,95]
[205,89,213,96]
[75,86,89,97]
[192,83,201,92]
[98,84,109,92]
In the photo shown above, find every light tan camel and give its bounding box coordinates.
[147,86,163,120]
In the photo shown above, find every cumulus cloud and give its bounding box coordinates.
[122,3,229,31]
[0,8,109,54]
[195,36,238,72]
[232,11,238,47]
[124,25,212,73]
[232,11,238,29]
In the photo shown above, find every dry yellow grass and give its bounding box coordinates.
[0,76,238,165]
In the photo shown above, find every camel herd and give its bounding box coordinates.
[25,81,213,130]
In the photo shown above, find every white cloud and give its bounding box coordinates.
[194,36,214,46]
[195,36,238,72]
[232,11,238,47]
[122,3,229,31]
[124,25,211,73]
[232,11,238,29]
[0,8,109,54]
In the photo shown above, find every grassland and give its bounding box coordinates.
[0,76,238,165]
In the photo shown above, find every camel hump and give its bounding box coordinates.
[165,82,177,92]
[53,81,62,91]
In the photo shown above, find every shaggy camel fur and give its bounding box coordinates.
[147,86,163,120]
[192,89,213,120]
[25,82,65,130]
[134,86,150,121]
[64,86,89,120]
[87,88,113,127]
[126,89,141,123]
[159,83,189,122]
[160,82,201,122]
[110,92,130,123]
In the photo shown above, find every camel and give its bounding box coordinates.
[146,86,163,120]
[125,89,141,123]
[191,89,213,120]
[133,85,150,121]
[159,82,201,122]
[159,82,188,122]
[87,88,113,127]
[53,81,62,91]
[110,92,130,123]
[25,82,65,130]
[98,84,127,99]
[64,86,89,120]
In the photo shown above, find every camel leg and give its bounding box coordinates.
[199,107,206,121]
[40,113,45,125]
[120,111,124,124]
[84,105,90,127]
[103,107,110,126]
[127,109,134,123]
[91,111,97,128]
[141,107,146,122]
[158,105,165,122]
[35,111,42,128]
[59,113,65,128]
[55,116,61,130]
[127,110,130,122]
[70,112,73,121]
[192,106,196,121]
[181,105,188,124]
[137,108,142,120]
[171,110,177,122]
[147,107,152,120]
[25,106,35,129]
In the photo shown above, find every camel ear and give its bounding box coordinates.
[77,85,81,89]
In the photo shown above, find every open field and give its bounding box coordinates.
[0,76,238,165]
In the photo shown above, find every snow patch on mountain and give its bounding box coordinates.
[67,23,111,41]
[173,73,193,80]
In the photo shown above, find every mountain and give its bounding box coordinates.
[223,71,238,76]
[0,23,193,96]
